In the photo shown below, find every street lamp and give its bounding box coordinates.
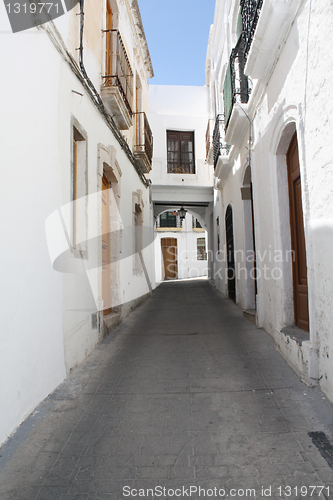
[178,206,187,221]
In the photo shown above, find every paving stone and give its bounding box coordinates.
[1,280,333,497]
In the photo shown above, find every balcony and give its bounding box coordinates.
[240,0,263,60]
[223,35,251,145]
[213,115,231,169]
[101,29,133,130]
[133,112,153,173]
[205,119,214,165]
[243,0,297,80]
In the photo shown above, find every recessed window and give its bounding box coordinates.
[72,125,87,253]
[197,237,207,260]
[167,130,195,174]
[158,211,180,228]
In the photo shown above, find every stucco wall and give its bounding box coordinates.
[154,214,208,283]
[207,0,333,400]
[148,85,213,187]
[0,0,154,445]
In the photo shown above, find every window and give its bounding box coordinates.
[167,130,195,174]
[197,237,207,260]
[158,211,180,228]
[192,216,202,229]
[72,124,87,253]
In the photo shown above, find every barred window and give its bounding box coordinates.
[197,237,207,260]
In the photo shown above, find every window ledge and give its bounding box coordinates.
[281,326,310,346]
[167,173,197,177]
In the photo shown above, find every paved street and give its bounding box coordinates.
[1,279,333,500]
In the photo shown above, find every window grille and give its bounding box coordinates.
[197,237,207,260]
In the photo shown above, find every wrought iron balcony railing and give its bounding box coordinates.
[134,112,153,172]
[240,0,263,59]
[213,114,231,168]
[223,35,250,129]
[205,119,214,163]
[102,29,134,116]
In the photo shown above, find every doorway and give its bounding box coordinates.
[161,238,178,280]
[102,173,112,315]
[225,205,236,302]
[241,166,257,309]
[287,133,309,331]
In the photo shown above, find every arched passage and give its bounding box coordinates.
[154,207,209,282]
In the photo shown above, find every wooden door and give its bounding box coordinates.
[225,205,236,302]
[161,238,178,280]
[287,133,309,331]
[105,0,113,75]
[102,174,111,315]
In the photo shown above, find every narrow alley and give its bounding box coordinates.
[0,279,332,500]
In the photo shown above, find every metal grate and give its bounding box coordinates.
[240,0,263,59]
[224,35,250,129]
[134,112,153,166]
[213,114,231,168]
[102,29,134,115]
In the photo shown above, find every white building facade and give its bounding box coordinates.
[154,212,208,283]
[0,0,154,445]
[148,85,214,285]
[206,0,333,400]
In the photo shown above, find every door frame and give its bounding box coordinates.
[225,205,236,302]
[287,132,309,331]
[161,237,178,280]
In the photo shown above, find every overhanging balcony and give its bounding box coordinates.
[223,35,251,145]
[243,0,297,80]
[101,29,133,130]
[213,114,233,182]
[205,119,214,165]
[134,112,153,173]
[240,0,263,60]
[213,114,230,169]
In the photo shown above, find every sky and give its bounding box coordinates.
[138,0,216,87]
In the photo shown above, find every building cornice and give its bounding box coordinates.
[130,0,154,79]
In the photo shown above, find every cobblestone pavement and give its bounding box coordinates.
[1,279,333,500]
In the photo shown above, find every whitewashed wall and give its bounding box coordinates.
[148,85,213,187]
[154,213,208,283]
[0,0,153,445]
[207,0,333,401]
